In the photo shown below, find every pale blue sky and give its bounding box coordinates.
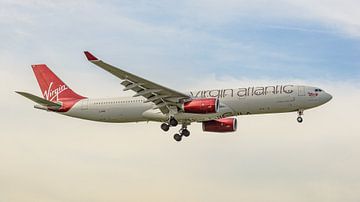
[1,1,360,202]
[1,0,360,85]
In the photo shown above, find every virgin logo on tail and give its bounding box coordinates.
[43,82,69,101]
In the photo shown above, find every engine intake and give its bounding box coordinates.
[202,118,237,133]
[182,98,219,114]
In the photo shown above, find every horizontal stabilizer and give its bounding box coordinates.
[16,91,61,109]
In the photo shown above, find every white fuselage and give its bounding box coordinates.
[60,85,332,123]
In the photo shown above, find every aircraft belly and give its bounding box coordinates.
[224,94,298,115]
[63,101,149,123]
[174,104,235,122]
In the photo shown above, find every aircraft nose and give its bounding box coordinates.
[325,93,333,102]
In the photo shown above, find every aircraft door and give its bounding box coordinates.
[298,86,306,96]
[81,99,89,110]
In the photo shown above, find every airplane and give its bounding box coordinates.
[16,51,333,142]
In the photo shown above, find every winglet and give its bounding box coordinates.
[84,51,99,61]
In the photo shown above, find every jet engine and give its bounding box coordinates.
[202,118,237,132]
[182,98,219,114]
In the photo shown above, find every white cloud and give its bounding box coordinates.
[0,0,357,85]
[2,0,360,42]
[285,0,360,37]
[174,0,360,38]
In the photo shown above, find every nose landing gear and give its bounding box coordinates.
[297,109,304,123]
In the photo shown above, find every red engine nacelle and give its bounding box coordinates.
[202,118,237,133]
[182,98,219,114]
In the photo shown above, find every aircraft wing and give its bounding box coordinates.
[84,51,190,114]
[16,91,61,109]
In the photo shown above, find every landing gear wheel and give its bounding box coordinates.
[297,109,304,123]
[181,129,190,137]
[174,133,182,142]
[161,123,170,132]
[169,117,178,127]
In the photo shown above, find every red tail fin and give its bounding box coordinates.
[32,64,85,102]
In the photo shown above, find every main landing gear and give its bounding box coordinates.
[173,127,190,142]
[160,117,190,142]
[161,123,170,131]
[160,117,178,132]
[169,117,178,127]
[297,109,304,123]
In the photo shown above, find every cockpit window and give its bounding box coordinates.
[315,89,323,92]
